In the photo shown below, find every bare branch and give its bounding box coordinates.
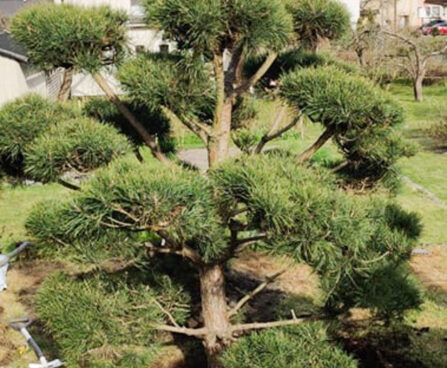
[161,106,210,144]
[152,324,208,337]
[152,298,180,327]
[234,52,278,96]
[143,241,203,265]
[229,268,289,317]
[231,315,314,333]
[297,127,334,165]
[254,115,302,154]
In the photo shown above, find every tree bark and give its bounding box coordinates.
[413,73,424,102]
[58,67,74,103]
[92,72,170,165]
[200,264,231,368]
[297,127,334,164]
[208,99,233,168]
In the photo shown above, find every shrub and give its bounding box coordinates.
[0,94,76,176]
[24,119,132,182]
[221,323,358,368]
[83,98,175,153]
[430,114,447,145]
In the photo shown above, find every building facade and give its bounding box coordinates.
[363,0,447,29]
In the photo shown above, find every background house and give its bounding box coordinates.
[0,31,62,106]
[0,0,173,101]
[362,0,447,29]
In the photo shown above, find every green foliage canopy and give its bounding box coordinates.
[37,271,190,367]
[27,154,422,316]
[281,66,412,187]
[0,94,77,176]
[24,118,132,183]
[286,0,351,50]
[143,0,293,53]
[83,97,175,153]
[11,4,128,72]
[221,323,358,368]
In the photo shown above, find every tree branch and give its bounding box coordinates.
[297,127,335,165]
[254,114,302,154]
[161,106,210,144]
[231,315,314,333]
[143,241,203,265]
[234,52,278,96]
[229,268,288,317]
[152,324,208,337]
[152,298,180,327]
[92,72,171,165]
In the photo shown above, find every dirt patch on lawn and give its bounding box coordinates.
[410,245,447,293]
[0,260,61,366]
[231,251,319,297]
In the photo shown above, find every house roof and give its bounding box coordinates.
[0,31,28,62]
[0,0,50,17]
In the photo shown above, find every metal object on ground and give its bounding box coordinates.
[0,241,33,291]
[9,317,64,368]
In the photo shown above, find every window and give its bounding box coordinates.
[159,44,169,53]
[432,6,441,17]
[135,45,145,54]
[425,6,431,17]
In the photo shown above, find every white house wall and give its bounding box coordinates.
[0,56,29,105]
[338,0,360,26]
[127,27,173,53]
[71,70,121,97]
[55,0,130,11]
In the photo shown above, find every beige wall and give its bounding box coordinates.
[364,0,444,28]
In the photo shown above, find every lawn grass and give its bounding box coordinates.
[0,183,69,252]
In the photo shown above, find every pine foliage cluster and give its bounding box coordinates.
[11,4,127,72]
[0,94,132,182]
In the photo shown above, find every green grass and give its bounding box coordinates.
[387,83,447,245]
[0,183,69,252]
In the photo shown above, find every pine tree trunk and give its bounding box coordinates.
[200,264,231,368]
[413,74,424,102]
[92,72,170,165]
[58,67,74,103]
[208,99,233,168]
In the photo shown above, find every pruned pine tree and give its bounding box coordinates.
[28,155,422,367]
[24,1,422,368]
[10,4,169,163]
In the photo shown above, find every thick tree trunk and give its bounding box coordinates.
[297,127,334,164]
[58,67,74,103]
[208,99,233,168]
[92,72,170,165]
[200,264,231,368]
[413,74,424,102]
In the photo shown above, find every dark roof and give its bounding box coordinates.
[0,0,50,17]
[0,31,28,62]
